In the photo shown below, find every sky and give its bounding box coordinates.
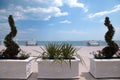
[0,0,120,41]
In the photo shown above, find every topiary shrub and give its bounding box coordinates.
[102,17,119,59]
[1,15,20,59]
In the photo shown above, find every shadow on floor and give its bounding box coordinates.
[1,73,79,80]
[81,72,120,80]
[81,72,97,80]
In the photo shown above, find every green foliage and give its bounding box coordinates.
[34,43,84,66]
[42,43,62,59]
[17,50,30,59]
[61,43,76,59]
[102,17,119,59]
[60,43,80,67]
[39,43,79,59]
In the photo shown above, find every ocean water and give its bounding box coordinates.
[0,40,106,46]
[1,40,120,46]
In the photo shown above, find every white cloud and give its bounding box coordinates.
[0,4,68,21]
[60,20,71,24]
[0,0,89,22]
[58,30,87,35]
[88,4,120,18]
[34,0,63,7]
[34,0,88,12]
[25,6,68,20]
[63,0,88,12]
[0,0,88,21]
[0,5,26,21]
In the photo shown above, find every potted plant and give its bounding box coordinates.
[0,15,33,79]
[89,17,120,78]
[35,43,84,79]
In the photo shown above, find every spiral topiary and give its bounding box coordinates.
[102,17,119,59]
[2,15,20,59]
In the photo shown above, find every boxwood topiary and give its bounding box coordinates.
[1,15,20,59]
[102,17,119,59]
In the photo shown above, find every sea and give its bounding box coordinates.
[0,40,120,46]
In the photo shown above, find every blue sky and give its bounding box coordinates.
[0,0,120,41]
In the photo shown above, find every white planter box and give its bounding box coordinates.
[37,57,80,79]
[90,58,120,78]
[0,57,33,79]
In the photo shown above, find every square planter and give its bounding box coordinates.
[37,57,80,79]
[90,58,120,78]
[0,57,33,79]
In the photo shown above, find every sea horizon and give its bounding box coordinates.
[0,40,120,46]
